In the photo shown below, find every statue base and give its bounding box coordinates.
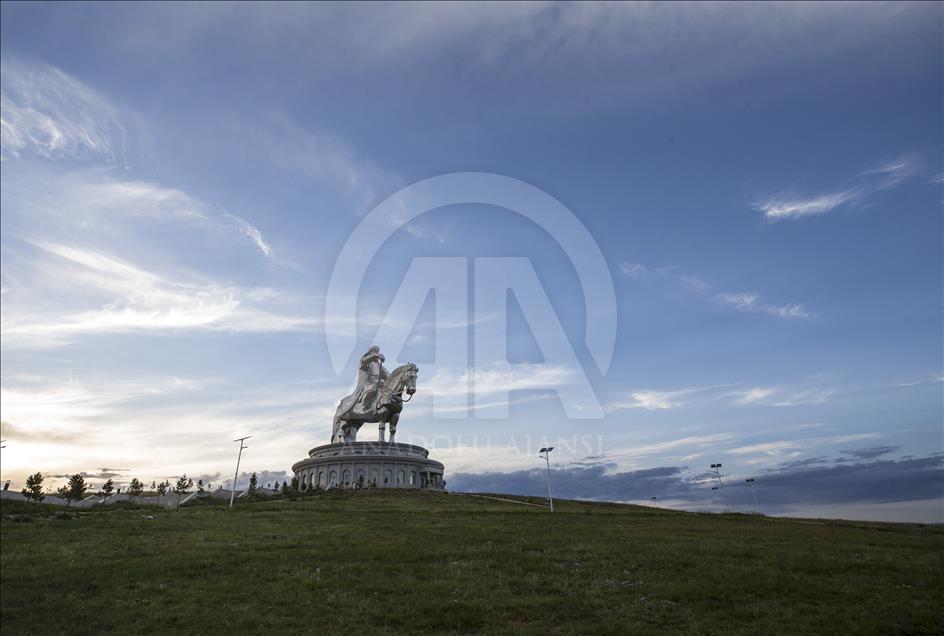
[292,441,445,491]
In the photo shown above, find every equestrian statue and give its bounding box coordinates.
[331,345,418,444]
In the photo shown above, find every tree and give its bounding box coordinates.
[281,480,289,495]
[174,475,194,508]
[127,478,144,496]
[197,479,205,494]
[21,472,45,503]
[291,476,299,491]
[58,474,88,507]
[248,472,258,493]
[157,480,170,496]
[97,478,115,503]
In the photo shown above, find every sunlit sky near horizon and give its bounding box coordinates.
[1,2,942,522]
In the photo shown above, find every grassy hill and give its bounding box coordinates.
[1,490,942,634]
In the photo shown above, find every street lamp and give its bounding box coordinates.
[710,463,729,512]
[539,447,555,513]
[230,436,251,509]
[745,477,759,514]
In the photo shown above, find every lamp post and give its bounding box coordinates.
[710,463,729,512]
[230,436,251,509]
[745,477,759,514]
[539,447,555,513]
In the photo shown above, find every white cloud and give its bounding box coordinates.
[246,114,402,212]
[771,387,835,407]
[0,374,338,486]
[718,293,811,319]
[731,387,778,405]
[2,164,297,269]
[0,59,148,166]
[425,362,575,399]
[722,432,883,465]
[753,154,922,221]
[226,213,272,257]
[728,440,802,456]
[606,384,733,412]
[602,433,736,467]
[619,262,649,278]
[730,386,834,407]
[754,190,859,220]
[896,374,944,387]
[624,263,810,320]
[0,241,319,347]
[766,304,810,319]
[607,389,694,411]
[716,292,758,310]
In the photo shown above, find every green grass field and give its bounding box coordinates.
[2,490,942,634]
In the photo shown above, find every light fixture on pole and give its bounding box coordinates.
[745,477,759,514]
[230,436,251,509]
[710,463,729,512]
[539,447,555,513]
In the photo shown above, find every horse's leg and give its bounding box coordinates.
[331,411,342,444]
[378,417,386,443]
[388,413,399,444]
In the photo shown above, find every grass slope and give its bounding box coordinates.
[1,491,942,634]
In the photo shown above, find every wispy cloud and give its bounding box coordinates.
[2,165,295,267]
[619,262,649,278]
[0,59,149,167]
[606,384,733,412]
[423,362,576,402]
[716,292,810,319]
[621,263,811,320]
[730,387,778,405]
[0,373,338,486]
[729,386,834,407]
[896,374,944,387]
[245,114,402,213]
[728,440,802,456]
[225,213,272,257]
[752,154,922,221]
[0,241,319,347]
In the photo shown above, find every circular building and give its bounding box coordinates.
[292,441,445,490]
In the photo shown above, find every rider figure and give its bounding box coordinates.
[350,345,388,418]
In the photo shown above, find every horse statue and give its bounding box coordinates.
[331,351,418,444]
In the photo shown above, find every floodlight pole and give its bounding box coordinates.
[229,436,251,509]
[711,463,729,513]
[746,478,759,514]
[539,447,555,513]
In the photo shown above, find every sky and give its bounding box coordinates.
[1,2,942,522]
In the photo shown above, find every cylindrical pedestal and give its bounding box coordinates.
[292,442,445,490]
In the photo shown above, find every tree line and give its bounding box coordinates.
[17,471,293,507]
[18,472,202,507]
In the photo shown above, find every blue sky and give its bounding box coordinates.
[1,2,941,521]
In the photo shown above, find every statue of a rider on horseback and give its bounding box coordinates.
[331,345,418,444]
